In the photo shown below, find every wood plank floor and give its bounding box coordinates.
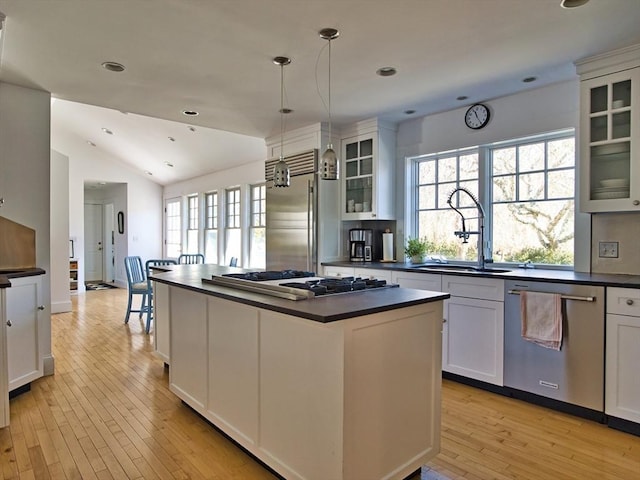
[1,287,639,479]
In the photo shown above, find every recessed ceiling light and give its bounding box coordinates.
[101,61,125,72]
[522,76,537,83]
[279,108,293,114]
[182,110,199,116]
[560,0,589,8]
[376,67,397,77]
[144,171,153,176]
[102,128,113,135]
[457,95,469,101]
[87,141,96,147]
[188,126,197,132]
[168,136,175,142]
[404,109,416,115]
[98,182,107,186]
[164,161,174,167]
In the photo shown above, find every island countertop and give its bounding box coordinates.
[150,264,449,323]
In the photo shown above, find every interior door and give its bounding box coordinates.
[84,203,104,282]
[165,197,182,259]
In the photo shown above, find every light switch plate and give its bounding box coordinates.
[598,241,619,258]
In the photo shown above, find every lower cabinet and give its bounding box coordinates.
[441,275,504,386]
[322,265,354,277]
[391,271,442,292]
[606,287,640,423]
[1,289,9,427]
[6,275,44,392]
[153,282,171,363]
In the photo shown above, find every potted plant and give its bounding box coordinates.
[404,237,428,263]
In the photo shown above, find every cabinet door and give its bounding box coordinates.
[207,297,259,444]
[169,287,207,412]
[342,135,376,220]
[580,68,640,212]
[6,276,43,391]
[353,268,393,283]
[606,313,640,422]
[0,290,9,427]
[153,282,170,364]
[443,296,504,386]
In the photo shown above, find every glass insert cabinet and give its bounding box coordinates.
[340,118,396,220]
[577,44,640,213]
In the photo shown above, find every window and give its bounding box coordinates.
[225,187,241,265]
[410,130,575,266]
[204,191,218,264]
[164,198,181,258]
[186,194,199,254]
[249,184,266,268]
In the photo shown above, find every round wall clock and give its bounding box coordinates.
[464,103,490,129]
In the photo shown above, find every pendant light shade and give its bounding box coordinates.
[273,56,292,187]
[319,28,340,180]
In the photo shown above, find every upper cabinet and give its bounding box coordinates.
[340,118,396,220]
[576,44,640,213]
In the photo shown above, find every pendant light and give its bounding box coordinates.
[319,28,340,180]
[273,56,292,187]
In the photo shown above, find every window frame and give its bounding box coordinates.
[408,129,575,269]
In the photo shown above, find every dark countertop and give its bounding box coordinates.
[322,261,640,288]
[150,264,450,323]
[0,268,46,288]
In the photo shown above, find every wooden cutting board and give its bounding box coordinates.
[0,216,36,270]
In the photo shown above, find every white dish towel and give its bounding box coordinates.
[520,291,563,351]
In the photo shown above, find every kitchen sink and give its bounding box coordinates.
[414,265,511,274]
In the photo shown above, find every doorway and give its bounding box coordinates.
[84,203,104,282]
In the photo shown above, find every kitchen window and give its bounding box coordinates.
[164,197,181,259]
[186,194,199,254]
[225,187,242,265]
[204,191,218,264]
[409,129,575,266]
[249,184,266,268]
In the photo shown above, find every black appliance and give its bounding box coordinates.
[349,228,373,262]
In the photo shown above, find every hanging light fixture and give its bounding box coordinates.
[319,27,340,180]
[273,56,292,187]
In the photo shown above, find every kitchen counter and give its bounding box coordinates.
[322,261,640,287]
[150,264,449,322]
[151,263,445,479]
[0,268,46,288]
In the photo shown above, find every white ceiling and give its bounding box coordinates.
[1,0,639,185]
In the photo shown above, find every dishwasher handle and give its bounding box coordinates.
[507,289,595,302]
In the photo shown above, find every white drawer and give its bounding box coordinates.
[354,268,393,283]
[322,266,355,278]
[391,271,442,292]
[442,275,504,301]
[607,287,640,316]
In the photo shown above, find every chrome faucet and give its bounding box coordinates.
[447,187,488,270]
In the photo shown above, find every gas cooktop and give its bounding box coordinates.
[222,270,316,282]
[279,277,397,296]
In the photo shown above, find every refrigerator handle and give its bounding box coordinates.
[307,179,313,272]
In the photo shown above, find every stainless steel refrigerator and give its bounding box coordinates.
[265,150,319,272]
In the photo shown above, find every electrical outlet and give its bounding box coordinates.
[598,241,619,258]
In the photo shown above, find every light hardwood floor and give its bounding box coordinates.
[1,287,639,479]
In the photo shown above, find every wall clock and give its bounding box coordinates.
[464,103,490,129]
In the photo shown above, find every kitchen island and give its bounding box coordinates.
[151,265,449,480]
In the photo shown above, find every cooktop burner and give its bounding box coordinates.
[222,270,316,282]
[280,276,397,296]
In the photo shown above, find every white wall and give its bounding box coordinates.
[0,82,54,373]
[395,79,591,271]
[50,149,71,313]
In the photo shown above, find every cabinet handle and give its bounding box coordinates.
[38,305,45,310]
[634,200,640,206]
[626,299,634,306]
[6,320,11,327]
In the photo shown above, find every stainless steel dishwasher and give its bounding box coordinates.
[504,280,605,414]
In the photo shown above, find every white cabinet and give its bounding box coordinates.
[354,267,393,283]
[0,289,9,428]
[323,265,355,277]
[576,44,640,212]
[391,270,442,292]
[153,282,170,364]
[6,275,44,391]
[340,118,396,220]
[441,275,504,386]
[169,287,208,411]
[606,287,640,423]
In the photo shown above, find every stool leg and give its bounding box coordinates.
[125,291,133,324]
[139,294,146,319]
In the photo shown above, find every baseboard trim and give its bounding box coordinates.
[51,301,72,314]
[43,354,55,376]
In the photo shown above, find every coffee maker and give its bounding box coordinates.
[349,228,373,262]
